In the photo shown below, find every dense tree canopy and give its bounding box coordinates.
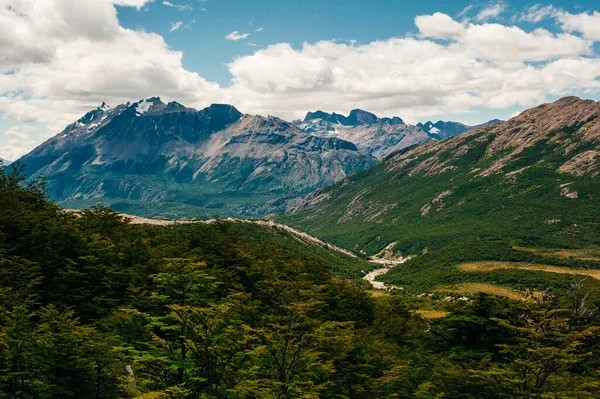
[1,163,599,398]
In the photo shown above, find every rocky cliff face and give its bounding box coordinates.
[281,97,600,255]
[19,98,376,218]
[296,109,500,159]
[297,109,434,159]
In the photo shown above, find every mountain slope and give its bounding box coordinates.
[20,98,376,218]
[280,97,600,257]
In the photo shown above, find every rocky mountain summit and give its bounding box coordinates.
[282,96,600,256]
[20,98,376,218]
[297,109,501,159]
[297,109,434,159]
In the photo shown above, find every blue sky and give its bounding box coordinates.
[1,0,600,159]
[116,0,600,85]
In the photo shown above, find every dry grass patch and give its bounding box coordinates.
[457,261,600,280]
[366,290,390,298]
[513,246,600,262]
[554,249,600,262]
[415,310,450,319]
[437,282,531,302]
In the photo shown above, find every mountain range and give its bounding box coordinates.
[19,98,376,218]
[18,98,504,218]
[281,96,600,257]
[296,109,502,158]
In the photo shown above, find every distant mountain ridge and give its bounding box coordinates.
[417,119,504,140]
[19,98,376,218]
[304,109,405,126]
[297,109,502,159]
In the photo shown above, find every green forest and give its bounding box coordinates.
[2,163,600,399]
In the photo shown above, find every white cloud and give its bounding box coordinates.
[112,0,154,9]
[556,10,600,40]
[0,0,222,158]
[520,6,600,40]
[2,3,600,159]
[170,21,183,32]
[415,13,465,38]
[457,5,473,21]
[162,1,192,11]
[225,30,250,41]
[255,27,263,32]
[474,2,506,22]
[416,13,591,62]
[520,4,557,23]
[223,13,600,120]
[1,125,40,160]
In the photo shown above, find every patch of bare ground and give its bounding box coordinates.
[557,150,600,177]
[513,246,600,262]
[415,310,450,319]
[457,261,600,280]
[366,290,391,298]
[436,283,532,302]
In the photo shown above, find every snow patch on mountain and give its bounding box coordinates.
[136,100,153,116]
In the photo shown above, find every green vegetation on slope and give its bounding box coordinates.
[279,98,600,295]
[281,136,599,254]
[3,162,600,398]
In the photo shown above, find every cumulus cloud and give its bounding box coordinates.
[223,13,600,120]
[556,10,600,40]
[0,0,221,158]
[416,12,591,62]
[520,5,600,40]
[1,125,40,161]
[415,13,465,38]
[2,2,600,160]
[255,27,264,32]
[225,30,250,41]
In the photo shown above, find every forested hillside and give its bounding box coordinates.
[2,163,600,398]
[281,97,600,299]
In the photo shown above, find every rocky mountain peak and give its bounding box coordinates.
[348,109,378,125]
[303,108,404,126]
[304,110,333,123]
[379,116,404,125]
[163,101,195,113]
[18,97,375,218]
[132,97,167,115]
[509,96,599,129]
[198,104,242,131]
